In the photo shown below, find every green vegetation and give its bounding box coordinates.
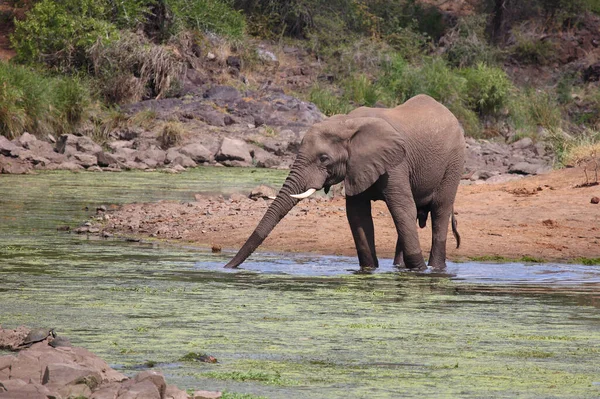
[1,0,600,155]
[0,62,91,138]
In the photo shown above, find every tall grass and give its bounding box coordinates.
[0,62,91,139]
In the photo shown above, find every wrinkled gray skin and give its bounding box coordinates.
[225,94,465,270]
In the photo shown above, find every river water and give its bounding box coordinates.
[1,168,599,398]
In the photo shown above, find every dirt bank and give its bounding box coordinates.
[87,167,600,264]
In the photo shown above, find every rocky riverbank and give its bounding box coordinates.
[0,326,220,399]
[1,80,556,183]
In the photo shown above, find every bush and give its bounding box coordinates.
[525,90,562,130]
[309,85,353,116]
[165,0,245,38]
[510,24,556,65]
[0,62,91,138]
[11,0,119,71]
[89,31,185,104]
[461,63,513,117]
[443,15,501,68]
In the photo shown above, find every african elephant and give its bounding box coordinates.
[225,94,464,270]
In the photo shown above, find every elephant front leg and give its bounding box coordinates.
[346,195,378,269]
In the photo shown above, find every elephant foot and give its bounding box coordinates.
[403,253,427,271]
[428,260,447,271]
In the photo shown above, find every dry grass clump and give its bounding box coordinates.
[89,32,185,104]
[159,121,185,149]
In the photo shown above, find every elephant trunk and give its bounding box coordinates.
[224,166,308,268]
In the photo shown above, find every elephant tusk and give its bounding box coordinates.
[290,188,317,199]
[267,196,276,200]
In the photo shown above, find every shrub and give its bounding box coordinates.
[547,129,600,167]
[343,75,380,107]
[510,24,556,65]
[165,0,245,38]
[309,85,353,116]
[461,63,513,117]
[159,121,185,149]
[11,0,119,71]
[0,62,91,138]
[443,15,501,68]
[525,90,562,130]
[89,31,185,104]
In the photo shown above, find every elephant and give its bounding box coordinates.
[225,94,464,271]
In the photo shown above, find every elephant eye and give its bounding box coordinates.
[319,154,330,164]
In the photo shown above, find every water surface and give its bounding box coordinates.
[1,169,599,398]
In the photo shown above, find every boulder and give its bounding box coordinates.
[165,384,190,399]
[179,143,213,163]
[198,110,226,127]
[108,140,134,151]
[72,152,98,168]
[170,155,197,168]
[511,137,533,150]
[42,362,102,388]
[96,151,120,167]
[193,390,222,399]
[76,136,103,154]
[204,85,241,102]
[135,148,167,168]
[215,137,252,163]
[17,132,37,149]
[250,145,279,168]
[509,161,551,175]
[56,134,102,155]
[0,136,20,156]
[0,156,31,174]
[113,148,137,163]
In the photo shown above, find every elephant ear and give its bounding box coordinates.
[344,117,406,196]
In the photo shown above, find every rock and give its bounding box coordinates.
[204,85,241,102]
[198,110,226,127]
[485,174,524,183]
[511,137,534,150]
[137,148,167,168]
[257,48,278,63]
[0,326,30,351]
[118,379,161,399]
[509,162,548,175]
[250,145,279,168]
[165,384,190,399]
[0,136,20,156]
[171,155,197,168]
[249,185,277,200]
[591,197,600,204]
[17,132,37,149]
[108,140,134,151]
[225,56,241,71]
[56,134,103,155]
[0,155,31,174]
[133,370,166,398]
[179,143,213,163]
[113,148,137,163]
[193,390,222,399]
[96,151,120,167]
[215,137,252,163]
[583,62,600,82]
[72,152,98,168]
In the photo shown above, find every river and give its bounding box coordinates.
[1,168,599,398]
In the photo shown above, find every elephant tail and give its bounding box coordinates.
[451,210,461,249]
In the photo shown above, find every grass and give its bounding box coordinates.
[575,257,600,266]
[0,62,92,139]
